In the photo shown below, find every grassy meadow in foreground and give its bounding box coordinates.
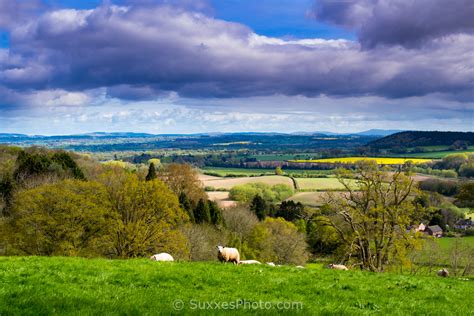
[0,257,473,315]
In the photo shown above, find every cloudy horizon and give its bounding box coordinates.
[0,0,473,135]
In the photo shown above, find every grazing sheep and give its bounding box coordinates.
[295,265,305,269]
[328,263,348,270]
[217,246,240,264]
[437,268,449,277]
[239,260,261,265]
[266,262,276,267]
[150,253,174,262]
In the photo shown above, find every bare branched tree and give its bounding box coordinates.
[324,161,426,272]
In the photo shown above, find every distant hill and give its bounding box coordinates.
[368,131,474,149]
[290,129,403,137]
[354,129,404,137]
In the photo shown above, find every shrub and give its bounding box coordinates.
[419,179,459,196]
[459,161,474,178]
[229,183,294,204]
[248,217,309,265]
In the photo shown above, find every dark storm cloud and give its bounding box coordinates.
[312,0,474,48]
[0,0,44,30]
[0,2,472,104]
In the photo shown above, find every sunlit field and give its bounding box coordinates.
[1,257,473,315]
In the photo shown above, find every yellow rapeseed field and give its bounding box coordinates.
[289,157,432,165]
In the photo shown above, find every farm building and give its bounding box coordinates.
[425,225,443,238]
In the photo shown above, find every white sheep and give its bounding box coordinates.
[150,253,174,262]
[217,246,240,264]
[295,265,305,269]
[239,260,261,265]
[266,262,276,267]
[437,268,449,277]
[328,263,348,270]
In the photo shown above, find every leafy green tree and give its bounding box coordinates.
[208,200,223,225]
[438,153,468,171]
[459,160,474,178]
[222,206,259,259]
[275,166,283,175]
[145,162,157,181]
[249,217,309,265]
[306,213,341,254]
[455,182,474,208]
[5,180,112,256]
[275,200,305,222]
[13,150,85,182]
[157,163,207,205]
[100,171,189,258]
[179,192,195,223]
[229,183,294,204]
[194,198,211,224]
[0,173,15,213]
[429,204,465,231]
[325,161,427,272]
[250,194,267,221]
[14,151,51,181]
[51,152,85,180]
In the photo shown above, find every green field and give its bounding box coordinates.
[286,191,328,206]
[436,236,474,250]
[201,167,333,177]
[390,146,474,159]
[392,150,474,159]
[294,178,356,191]
[201,175,294,190]
[201,167,276,176]
[248,153,322,161]
[290,157,432,165]
[1,257,473,315]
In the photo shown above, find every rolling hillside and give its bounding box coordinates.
[368,131,474,149]
[0,257,473,315]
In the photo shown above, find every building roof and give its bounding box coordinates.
[428,225,443,233]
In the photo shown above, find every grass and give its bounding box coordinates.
[0,257,473,315]
[201,175,294,190]
[436,236,474,250]
[201,167,333,177]
[286,192,328,206]
[294,178,356,191]
[201,167,277,176]
[290,157,433,165]
[248,153,322,161]
[391,150,474,159]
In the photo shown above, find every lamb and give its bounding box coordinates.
[437,268,449,277]
[328,263,348,270]
[150,253,174,262]
[217,246,240,264]
[239,260,261,265]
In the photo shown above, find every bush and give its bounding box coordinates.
[464,228,474,236]
[229,183,294,204]
[419,179,459,196]
[459,161,474,178]
[434,154,468,171]
[248,217,309,265]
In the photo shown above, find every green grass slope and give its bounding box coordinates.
[1,257,473,315]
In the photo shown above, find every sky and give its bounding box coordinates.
[0,0,472,135]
